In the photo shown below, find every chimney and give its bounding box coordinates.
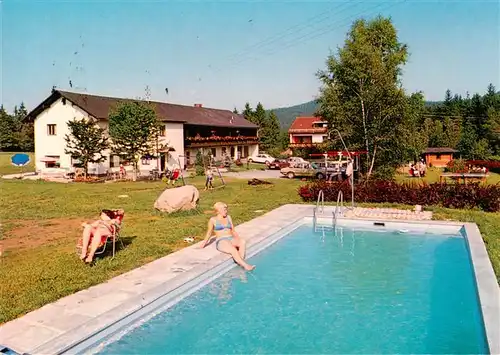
[194,103,203,108]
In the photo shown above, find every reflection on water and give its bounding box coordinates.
[208,267,248,304]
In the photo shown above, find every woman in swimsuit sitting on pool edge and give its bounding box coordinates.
[201,202,255,271]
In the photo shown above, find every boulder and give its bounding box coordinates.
[154,185,200,213]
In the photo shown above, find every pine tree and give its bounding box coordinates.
[242,103,254,123]
[253,102,267,127]
[260,110,281,152]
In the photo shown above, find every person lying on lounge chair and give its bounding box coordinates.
[200,202,255,271]
[79,209,124,264]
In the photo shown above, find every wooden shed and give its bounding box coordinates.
[423,147,458,168]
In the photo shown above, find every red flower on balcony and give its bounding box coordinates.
[187,135,258,142]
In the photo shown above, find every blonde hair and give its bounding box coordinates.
[213,202,227,211]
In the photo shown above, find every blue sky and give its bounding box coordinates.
[2,0,499,112]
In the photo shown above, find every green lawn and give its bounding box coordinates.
[0,175,499,324]
[0,152,35,176]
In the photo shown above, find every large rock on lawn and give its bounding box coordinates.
[154,185,200,213]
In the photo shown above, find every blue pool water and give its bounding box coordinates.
[98,224,488,354]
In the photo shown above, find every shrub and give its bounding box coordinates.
[446,159,467,173]
[298,180,500,212]
[195,150,205,176]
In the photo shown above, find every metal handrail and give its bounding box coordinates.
[333,190,344,227]
[313,190,325,231]
[317,190,324,214]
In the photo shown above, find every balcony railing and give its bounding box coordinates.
[185,135,259,148]
[289,142,321,148]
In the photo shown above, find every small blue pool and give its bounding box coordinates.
[96,223,488,354]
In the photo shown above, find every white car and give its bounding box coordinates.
[248,154,276,165]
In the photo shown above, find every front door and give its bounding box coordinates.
[160,154,166,171]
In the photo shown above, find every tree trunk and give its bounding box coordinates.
[132,161,138,181]
[361,99,371,171]
[84,161,88,180]
[367,145,378,178]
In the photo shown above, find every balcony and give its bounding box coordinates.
[288,127,328,134]
[289,142,322,148]
[185,135,259,148]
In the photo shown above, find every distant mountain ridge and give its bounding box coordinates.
[268,100,319,129]
[269,100,443,129]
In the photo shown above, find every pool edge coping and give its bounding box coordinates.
[1,204,498,354]
[463,223,500,354]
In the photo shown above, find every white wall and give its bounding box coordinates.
[249,144,259,157]
[289,133,326,144]
[164,122,184,169]
[312,133,326,143]
[34,98,91,171]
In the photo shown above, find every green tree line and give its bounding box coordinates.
[422,85,500,159]
[234,102,289,157]
[0,103,33,152]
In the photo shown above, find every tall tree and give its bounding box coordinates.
[443,117,461,148]
[242,103,254,123]
[253,102,267,128]
[64,118,109,178]
[399,92,428,161]
[457,120,478,159]
[260,110,281,152]
[316,16,409,177]
[108,101,160,181]
[232,107,239,114]
[0,106,17,151]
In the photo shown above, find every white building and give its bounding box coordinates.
[288,116,328,148]
[26,89,259,175]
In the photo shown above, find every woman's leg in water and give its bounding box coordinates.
[217,240,255,271]
[232,238,247,259]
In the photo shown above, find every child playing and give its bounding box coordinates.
[205,168,214,190]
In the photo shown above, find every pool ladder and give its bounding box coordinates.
[333,190,344,228]
[313,190,336,233]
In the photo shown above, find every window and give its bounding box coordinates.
[211,148,216,157]
[47,124,56,136]
[141,156,152,165]
[243,146,249,158]
[159,124,167,137]
[436,154,442,160]
[110,155,118,168]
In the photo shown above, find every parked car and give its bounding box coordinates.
[248,154,276,165]
[267,159,289,170]
[280,162,327,179]
[287,157,307,166]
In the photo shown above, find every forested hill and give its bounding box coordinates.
[269,100,443,129]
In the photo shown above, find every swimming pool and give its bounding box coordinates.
[91,220,489,354]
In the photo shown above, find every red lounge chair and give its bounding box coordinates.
[76,210,125,259]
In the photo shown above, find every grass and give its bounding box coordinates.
[0,170,499,324]
[0,176,302,323]
[0,152,35,176]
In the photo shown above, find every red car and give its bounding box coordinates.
[267,159,289,170]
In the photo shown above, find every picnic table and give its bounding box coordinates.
[439,172,489,184]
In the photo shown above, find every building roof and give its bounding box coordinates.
[288,116,327,134]
[423,147,458,154]
[26,89,258,129]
